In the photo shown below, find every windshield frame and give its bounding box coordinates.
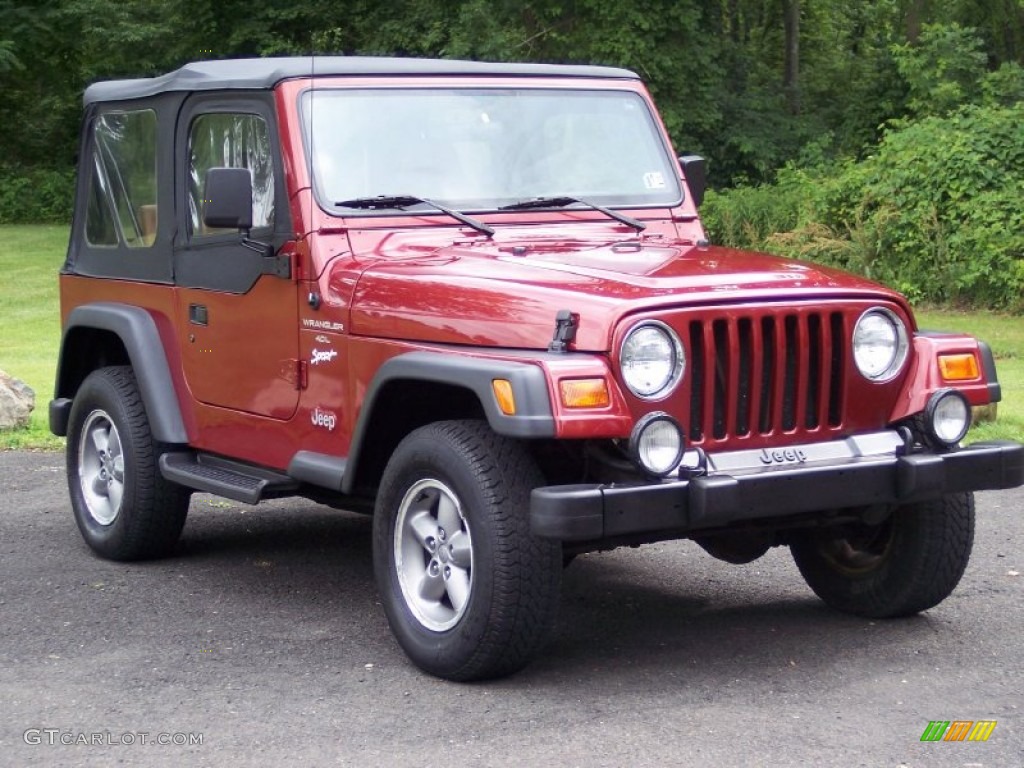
[297,83,683,219]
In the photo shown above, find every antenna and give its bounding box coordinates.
[308,42,315,240]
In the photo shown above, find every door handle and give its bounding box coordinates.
[189,304,208,326]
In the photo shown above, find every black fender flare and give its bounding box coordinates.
[52,302,188,443]
[339,351,556,494]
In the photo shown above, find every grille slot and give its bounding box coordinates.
[688,311,845,443]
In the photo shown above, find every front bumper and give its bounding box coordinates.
[530,432,1024,542]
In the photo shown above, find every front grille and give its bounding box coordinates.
[687,310,846,443]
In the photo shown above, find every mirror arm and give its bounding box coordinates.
[241,234,272,257]
[242,234,291,279]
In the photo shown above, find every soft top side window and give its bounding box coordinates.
[188,113,274,236]
[85,110,158,248]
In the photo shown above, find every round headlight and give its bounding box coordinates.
[620,321,685,399]
[629,412,685,476]
[853,308,909,382]
[925,389,971,446]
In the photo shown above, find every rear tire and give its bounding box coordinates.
[373,420,561,681]
[790,493,974,618]
[67,366,190,561]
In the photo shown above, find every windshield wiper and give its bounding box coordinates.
[499,196,646,232]
[334,195,494,237]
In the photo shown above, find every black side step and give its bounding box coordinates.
[159,453,299,505]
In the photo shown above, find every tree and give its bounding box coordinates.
[782,0,801,114]
[4,0,1024,221]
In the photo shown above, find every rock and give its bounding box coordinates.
[0,370,35,429]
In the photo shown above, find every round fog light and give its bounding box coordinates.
[629,412,685,476]
[925,389,971,446]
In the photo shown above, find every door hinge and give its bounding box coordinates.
[261,253,292,280]
[295,359,308,390]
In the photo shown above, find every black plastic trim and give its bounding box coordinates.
[65,94,183,283]
[341,351,555,494]
[531,440,1024,542]
[84,57,639,105]
[172,94,293,294]
[288,451,348,491]
[978,340,1002,403]
[58,303,188,443]
[49,398,72,436]
[160,452,299,504]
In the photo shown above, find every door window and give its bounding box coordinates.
[188,113,274,235]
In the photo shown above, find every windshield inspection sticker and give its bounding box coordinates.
[643,171,666,190]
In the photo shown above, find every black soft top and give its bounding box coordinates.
[83,56,640,105]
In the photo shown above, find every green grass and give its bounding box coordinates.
[0,225,67,449]
[0,225,1020,449]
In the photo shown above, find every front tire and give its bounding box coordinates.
[67,366,190,561]
[790,493,975,618]
[373,420,561,681]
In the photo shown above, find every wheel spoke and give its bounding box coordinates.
[107,426,122,461]
[447,531,472,569]
[418,565,446,601]
[436,493,461,538]
[408,510,438,550]
[106,478,124,512]
[89,423,109,454]
[445,568,470,612]
[91,474,108,496]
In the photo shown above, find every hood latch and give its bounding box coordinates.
[548,310,580,353]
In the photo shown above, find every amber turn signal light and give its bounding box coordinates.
[559,378,610,408]
[492,379,516,415]
[938,353,979,381]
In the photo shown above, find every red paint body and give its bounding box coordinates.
[60,73,997,471]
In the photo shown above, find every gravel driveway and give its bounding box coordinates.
[1,450,1021,767]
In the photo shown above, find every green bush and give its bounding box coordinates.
[0,167,75,224]
[701,166,816,251]
[706,102,1024,311]
[706,22,1024,311]
[839,104,1023,308]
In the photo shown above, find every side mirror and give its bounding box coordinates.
[678,155,707,208]
[202,167,253,230]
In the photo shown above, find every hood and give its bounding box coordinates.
[343,231,906,351]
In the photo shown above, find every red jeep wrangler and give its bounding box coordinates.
[51,57,1023,680]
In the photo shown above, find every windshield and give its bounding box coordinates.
[301,88,682,212]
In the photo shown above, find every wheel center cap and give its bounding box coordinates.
[438,546,450,564]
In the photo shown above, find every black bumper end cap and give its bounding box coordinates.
[49,398,72,437]
[944,440,1024,492]
[531,484,604,540]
